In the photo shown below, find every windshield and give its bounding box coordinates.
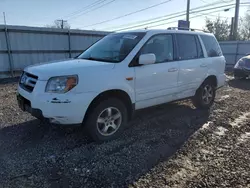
[78,32,145,63]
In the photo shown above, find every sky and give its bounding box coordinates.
[0,0,249,31]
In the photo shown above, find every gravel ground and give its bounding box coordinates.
[0,76,250,188]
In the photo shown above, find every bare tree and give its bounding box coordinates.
[46,20,70,29]
[238,12,250,40]
[204,17,230,41]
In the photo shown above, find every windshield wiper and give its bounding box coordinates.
[79,56,119,63]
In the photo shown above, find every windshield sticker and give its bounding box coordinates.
[123,35,137,40]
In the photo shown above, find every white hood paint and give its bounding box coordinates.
[25,59,115,80]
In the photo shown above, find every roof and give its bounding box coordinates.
[118,28,213,36]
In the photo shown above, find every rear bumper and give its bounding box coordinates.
[217,73,226,88]
[234,68,250,77]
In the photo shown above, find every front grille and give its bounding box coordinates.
[19,72,38,92]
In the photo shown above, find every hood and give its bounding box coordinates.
[24,59,115,80]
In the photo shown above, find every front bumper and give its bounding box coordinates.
[17,81,97,125]
[17,94,45,120]
[234,68,250,77]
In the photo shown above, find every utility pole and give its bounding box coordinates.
[230,17,235,40]
[186,0,190,22]
[56,19,67,29]
[233,0,240,40]
[3,12,6,25]
[3,12,14,77]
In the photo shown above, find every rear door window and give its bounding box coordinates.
[200,35,222,57]
[176,34,198,60]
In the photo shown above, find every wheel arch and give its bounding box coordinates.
[204,75,218,87]
[192,75,217,109]
[83,89,134,125]
[195,75,218,95]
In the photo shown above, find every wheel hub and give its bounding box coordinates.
[202,85,213,104]
[96,107,122,136]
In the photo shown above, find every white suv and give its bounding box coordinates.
[17,29,226,141]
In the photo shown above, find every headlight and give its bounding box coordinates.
[45,75,78,93]
[234,58,245,69]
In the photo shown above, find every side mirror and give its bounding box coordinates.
[139,53,156,65]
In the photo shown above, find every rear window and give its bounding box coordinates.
[200,35,222,57]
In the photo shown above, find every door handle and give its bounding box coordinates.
[200,64,207,67]
[168,68,178,72]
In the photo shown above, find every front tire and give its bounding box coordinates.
[192,80,216,109]
[85,98,128,142]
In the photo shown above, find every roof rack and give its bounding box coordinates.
[167,27,208,33]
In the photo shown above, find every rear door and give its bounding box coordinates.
[199,34,226,88]
[175,34,208,98]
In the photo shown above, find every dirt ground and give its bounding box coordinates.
[0,76,250,188]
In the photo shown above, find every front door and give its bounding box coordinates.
[134,34,179,109]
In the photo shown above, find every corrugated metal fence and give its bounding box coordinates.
[0,25,109,78]
[1,25,250,78]
[220,41,250,70]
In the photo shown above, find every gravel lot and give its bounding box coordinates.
[0,76,250,188]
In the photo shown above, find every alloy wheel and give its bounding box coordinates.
[202,85,213,104]
[96,107,122,136]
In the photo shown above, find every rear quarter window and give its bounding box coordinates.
[200,35,222,57]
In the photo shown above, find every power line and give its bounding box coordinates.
[200,0,233,3]
[119,2,250,31]
[199,0,208,3]
[101,0,227,30]
[113,3,250,31]
[68,0,117,21]
[193,12,230,19]
[80,0,173,28]
[141,7,237,29]
[113,12,186,31]
[113,4,237,31]
[136,4,250,30]
[64,0,108,19]
[82,0,227,30]
[102,10,186,31]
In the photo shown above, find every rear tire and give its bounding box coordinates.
[85,98,128,142]
[192,79,216,109]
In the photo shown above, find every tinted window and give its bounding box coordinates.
[141,35,173,63]
[200,35,222,57]
[176,34,198,60]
